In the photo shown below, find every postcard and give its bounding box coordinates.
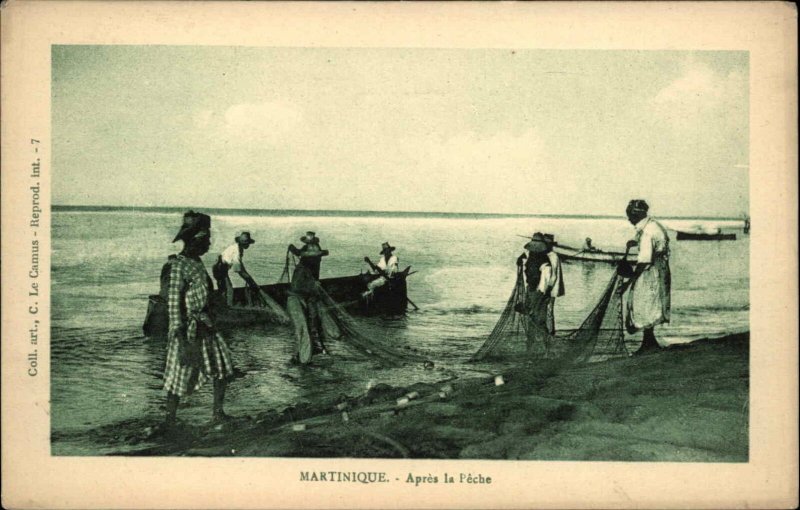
[1,1,797,508]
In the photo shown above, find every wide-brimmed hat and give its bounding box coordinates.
[300,231,320,244]
[543,233,556,247]
[172,211,211,243]
[380,242,396,254]
[235,231,256,245]
[524,232,548,253]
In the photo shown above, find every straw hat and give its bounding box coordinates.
[380,242,396,255]
[524,232,548,253]
[235,231,256,245]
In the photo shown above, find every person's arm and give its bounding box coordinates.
[386,256,398,276]
[516,253,527,267]
[363,257,388,277]
[167,261,185,340]
[537,264,553,294]
[288,244,301,256]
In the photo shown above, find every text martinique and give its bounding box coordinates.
[299,472,492,485]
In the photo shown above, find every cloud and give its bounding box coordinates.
[192,101,304,146]
[651,61,747,125]
[223,101,304,142]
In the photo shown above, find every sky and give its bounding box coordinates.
[52,46,749,217]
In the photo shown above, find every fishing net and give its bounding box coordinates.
[316,283,431,367]
[281,249,430,367]
[470,266,629,363]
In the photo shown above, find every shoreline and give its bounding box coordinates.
[52,204,748,223]
[118,332,749,461]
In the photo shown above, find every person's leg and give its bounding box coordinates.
[212,378,229,422]
[224,277,234,306]
[635,327,660,354]
[165,392,179,426]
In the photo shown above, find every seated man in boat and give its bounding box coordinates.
[584,237,598,252]
[362,242,399,297]
[161,211,236,430]
[288,231,329,280]
[517,232,557,356]
[622,199,671,354]
[285,242,329,364]
[213,231,258,306]
[543,233,566,336]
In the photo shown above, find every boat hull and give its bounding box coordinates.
[143,272,408,337]
[553,244,637,264]
[676,231,737,241]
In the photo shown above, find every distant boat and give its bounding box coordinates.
[675,231,737,241]
[743,217,750,234]
[553,244,637,264]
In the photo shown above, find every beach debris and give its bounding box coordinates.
[341,412,350,422]
[424,361,435,370]
[291,424,307,432]
[494,375,505,386]
[439,383,454,399]
[335,402,349,411]
[405,391,420,401]
[396,397,410,407]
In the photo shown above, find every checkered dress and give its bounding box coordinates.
[163,255,234,397]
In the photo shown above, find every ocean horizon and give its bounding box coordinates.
[51,204,746,222]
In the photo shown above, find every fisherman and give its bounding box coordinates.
[543,233,566,337]
[286,233,330,363]
[213,231,258,306]
[623,199,671,354]
[517,232,556,355]
[584,237,598,252]
[160,211,235,431]
[285,243,326,364]
[362,242,399,297]
[288,232,329,279]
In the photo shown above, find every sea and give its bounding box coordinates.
[50,208,749,455]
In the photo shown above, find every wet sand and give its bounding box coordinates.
[124,332,748,461]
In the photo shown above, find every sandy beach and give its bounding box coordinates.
[123,332,748,461]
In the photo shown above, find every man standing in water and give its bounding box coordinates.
[214,231,258,306]
[623,199,671,354]
[517,232,556,355]
[286,240,329,364]
[162,211,235,431]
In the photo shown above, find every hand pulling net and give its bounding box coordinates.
[470,266,628,363]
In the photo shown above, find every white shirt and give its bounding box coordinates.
[537,263,555,294]
[377,254,398,276]
[221,243,244,273]
[635,217,670,264]
[546,250,565,297]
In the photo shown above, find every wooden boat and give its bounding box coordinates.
[675,231,737,241]
[143,269,411,337]
[552,244,637,264]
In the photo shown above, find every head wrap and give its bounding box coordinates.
[626,199,649,215]
[172,210,211,243]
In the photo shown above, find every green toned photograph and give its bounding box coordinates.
[51,46,749,461]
